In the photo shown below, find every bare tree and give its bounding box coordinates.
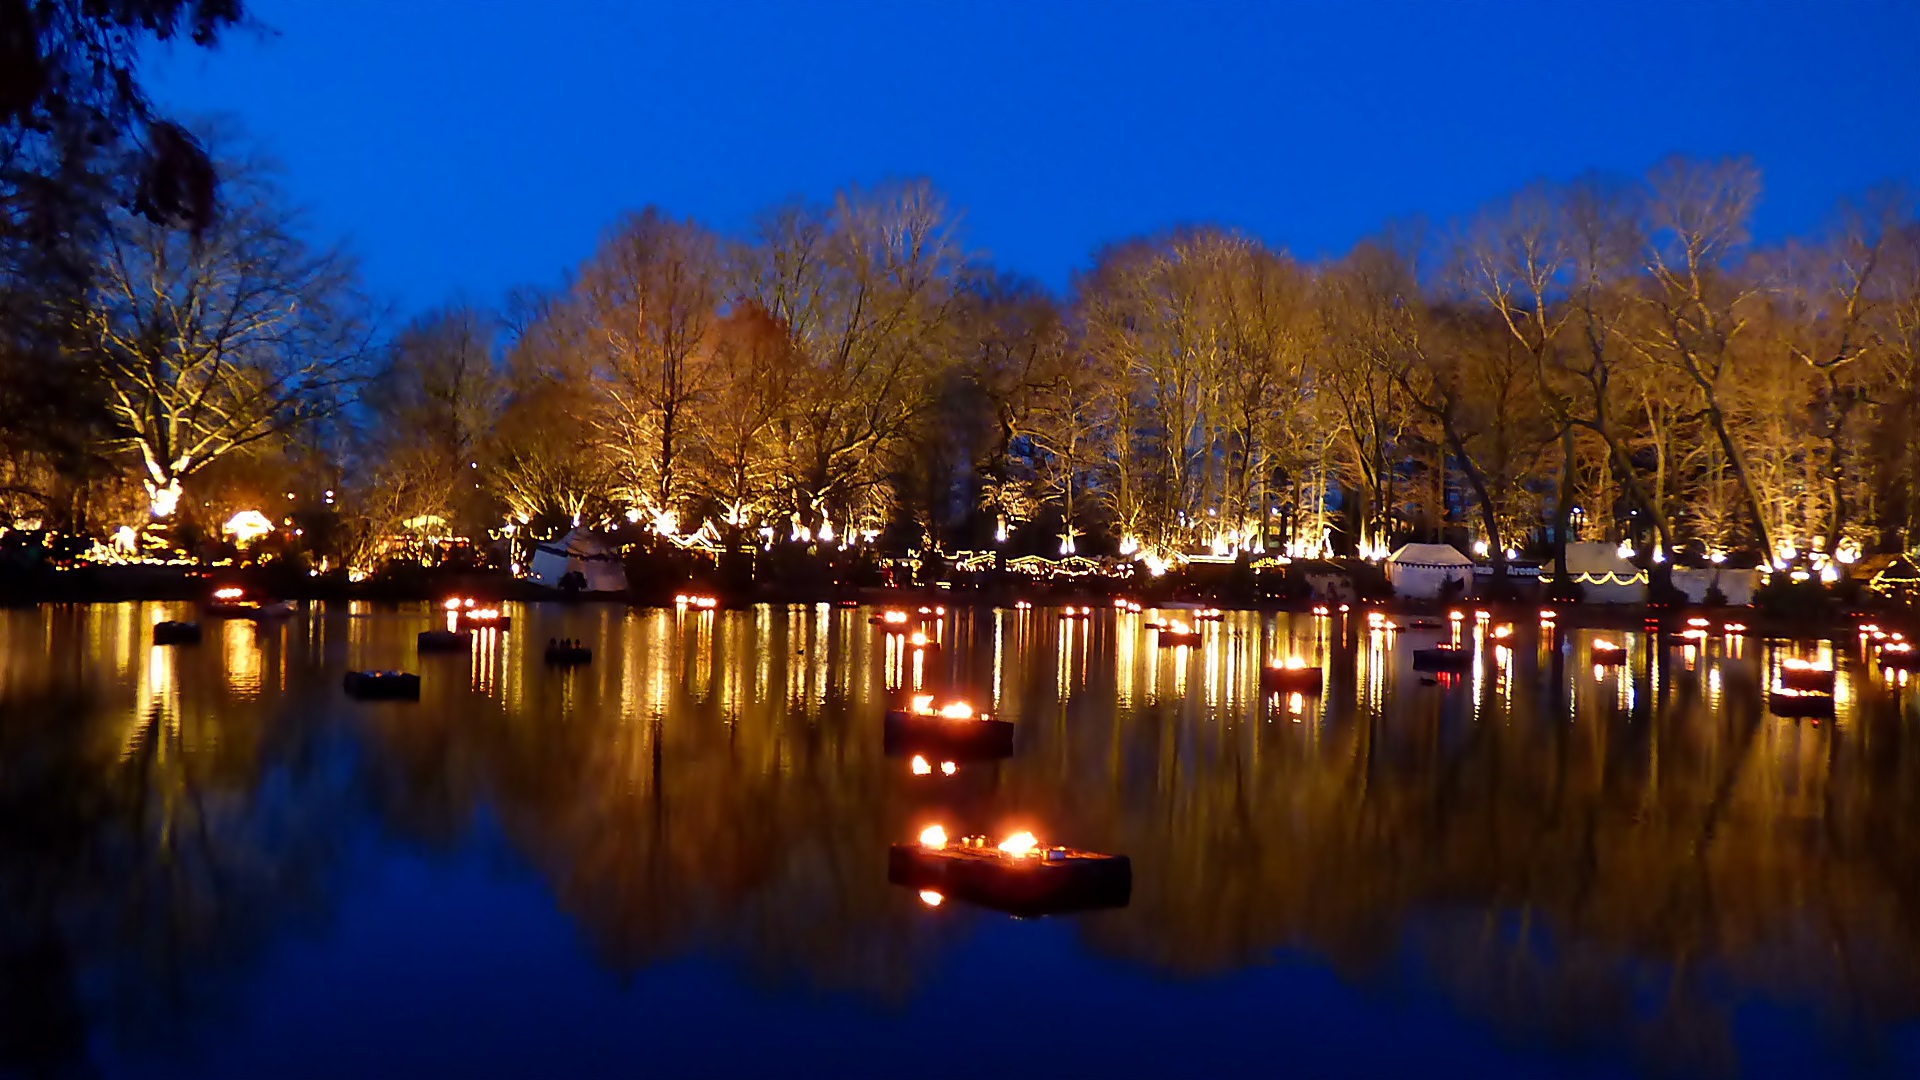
[75,157,368,518]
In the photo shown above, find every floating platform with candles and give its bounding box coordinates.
[1412,645,1473,672]
[544,643,593,666]
[1777,659,1836,694]
[883,695,1014,758]
[889,827,1131,916]
[343,671,421,700]
[417,628,472,653]
[1155,623,1202,647]
[205,587,293,619]
[152,620,202,645]
[1261,658,1324,694]
[1769,688,1835,718]
[1878,641,1920,670]
[443,597,512,628]
[1590,640,1627,667]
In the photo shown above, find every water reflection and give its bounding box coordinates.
[2,603,1920,1076]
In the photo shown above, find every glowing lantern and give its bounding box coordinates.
[919,889,944,907]
[997,831,1038,858]
[918,825,948,850]
[911,755,932,775]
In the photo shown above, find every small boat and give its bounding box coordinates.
[889,826,1131,916]
[417,629,472,653]
[1412,646,1473,672]
[152,621,202,645]
[1261,660,1324,694]
[545,643,593,666]
[883,695,1014,758]
[343,671,420,700]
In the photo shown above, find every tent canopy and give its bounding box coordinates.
[527,527,628,593]
[1386,543,1472,568]
[1563,541,1637,576]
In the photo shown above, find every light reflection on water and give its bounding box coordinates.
[2,601,1920,1078]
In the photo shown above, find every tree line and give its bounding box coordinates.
[7,84,1920,578]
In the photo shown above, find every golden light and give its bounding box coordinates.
[1687,617,1710,628]
[1539,609,1557,621]
[919,889,945,907]
[1449,610,1464,622]
[443,598,462,611]
[1288,691,1305,714]
[937,702,975,720]
[918,824,948,849]
[221,509,274,546]
[940,761,957,776]
[997,831,1038,858]
[213,586,245,600]
[1782,657,1831,672]
[1280,656,1306,670]
[910,693,935,713]
[883,609,908,624]
[911,755,932,775]
[909,630,929,647]
[1491,624,1513,639]
[1594,640,1624,655]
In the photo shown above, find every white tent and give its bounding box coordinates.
[1556,541,1647,603]
[527,528,628,594]
[1386,543,1473,599]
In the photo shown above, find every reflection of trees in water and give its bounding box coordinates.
[344,607,1920,1072]
[0,606,355,1078]
[352,607,949,1002]
[11,604,1920,1075]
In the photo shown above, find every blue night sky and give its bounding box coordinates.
[148,0,1920,316]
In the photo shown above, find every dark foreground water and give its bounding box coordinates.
[4,602,1920,1079]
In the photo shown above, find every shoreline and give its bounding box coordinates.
[1,565,1898,640]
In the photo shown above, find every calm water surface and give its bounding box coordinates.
[4,602,1920,1079]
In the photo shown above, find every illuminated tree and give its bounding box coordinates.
[75,155,368,518]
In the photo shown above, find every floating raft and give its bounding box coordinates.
[888,841,1131,916]
[1412,646,1472,672]
[884,710,1014,759]
[417,629,472,653]
[152,621,202,645]
[545,644,593,666]
[1261,665,1324,694]
[343,671,421,700]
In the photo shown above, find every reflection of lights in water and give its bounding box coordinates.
[223,619,260,697]
[993,610,1004,711]
[1172,644,1190,699]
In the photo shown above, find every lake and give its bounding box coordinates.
[3,601,1918,1079]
